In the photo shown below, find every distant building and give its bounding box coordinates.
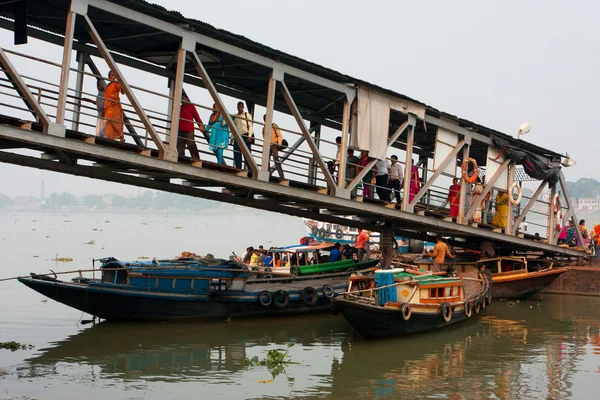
[578,195,600,211]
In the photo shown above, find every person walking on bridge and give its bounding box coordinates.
[262,114,285,178]
[104,70,125,142]
[425,235,455,272]
[177,93,205,161]
[445,178,461,219]
[233,102,254,170]
[206,103,229,164]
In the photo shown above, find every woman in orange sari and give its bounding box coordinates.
[104,70,125,142]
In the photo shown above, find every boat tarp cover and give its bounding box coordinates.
[492,138,561,184]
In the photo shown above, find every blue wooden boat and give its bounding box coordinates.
[18,256,367,321]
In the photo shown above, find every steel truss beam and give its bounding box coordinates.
[513,179,547,234]
[464,159,511,222]
[558,172,584,246]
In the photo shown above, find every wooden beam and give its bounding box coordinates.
[464,158,510,221]
[280,81,336,191]
[402,124,415,212]
[410,139,466,207]
[337,99,350,190]
[548,184,556,244]
[56,10,76,125]
[168,44,186,155]
[71,51,86,131]
[261,71,277,175]
[189,51,259,176]
[83,14,170,159]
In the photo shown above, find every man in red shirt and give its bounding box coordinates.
[177,93,205,160]
[355,229,370,262]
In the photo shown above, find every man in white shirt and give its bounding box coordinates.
[232,101,254,170]
[374,158,391,201]
[389,155,403,203]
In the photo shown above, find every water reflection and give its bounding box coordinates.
[15,295,600,399]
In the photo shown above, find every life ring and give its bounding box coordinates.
[290,266,300,276]
[474,299,481,314]
[464,301,472,318]
[273,290,290,308]
[441,302,452,323]
[461,157,478,184]
[555,209,563,231]
[301,287,319,306]
[335,228,344,239]
[400,303,411,321]
[258,290,272,307]
[351,235,358,245]
[552,193,561,214]
[509,182,522,205]
[322,284,335,299]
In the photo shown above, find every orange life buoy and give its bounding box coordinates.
[552,193,561,214]
[461,158,478,184]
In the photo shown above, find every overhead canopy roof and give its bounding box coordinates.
[0,0,562,162]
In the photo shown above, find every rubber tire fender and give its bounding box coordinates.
[480,295,487,310]
[441,302,452,323]
[464,300,472,318]
[258,290,273,307]
[290,266,300,276]
[301,286,319,306]
[322,284,335,299]
[474,299,481,314]
[335,228,344,239]
[273,290,290,309]
[400,303,411,321]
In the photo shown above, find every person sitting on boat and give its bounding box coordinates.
[249,249,261,267]
[263,251,273,268]
[242,246,254,263]
[298,252,308,266]
[425,235,455,272]
[258,250,267,265]
[330,243,342,262]
[342,244,353,260]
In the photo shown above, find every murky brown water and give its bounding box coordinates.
[1,211,599,399]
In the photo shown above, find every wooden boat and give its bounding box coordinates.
[18,256,372,321]
[333,268,491,339]
[476,257,567,300]
[255,242,378,277]
[414,255,567,300]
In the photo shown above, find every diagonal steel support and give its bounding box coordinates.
[56,10,76,125]
[280,81,336,191]
[168,44,186,155]
[513,179,547,233]
[410,139,466,207]
[189,51,258,176]
[0,47,52,133]
[558,172,584,246]
[83,15,171,159]
[464,159,510,221]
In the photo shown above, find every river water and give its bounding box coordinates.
[0,210,599,399]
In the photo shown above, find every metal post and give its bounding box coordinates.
[56,10,76,125]
[261,71,277,177]
[548,184,556,244]
[71,51,86,131]
[307,122,320,185]
[402,124,415,212]
[337,98,350,195]
[457,144,470,225]
[505,162,516,234]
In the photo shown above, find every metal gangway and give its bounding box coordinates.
[0,0,586,258]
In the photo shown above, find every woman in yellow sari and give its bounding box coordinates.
[492,190,509,228]
[104,70,125,142]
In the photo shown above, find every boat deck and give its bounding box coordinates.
[247,274,350,291]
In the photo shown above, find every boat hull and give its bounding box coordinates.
[492,268,567,300]
[334,298,471,339]
[18,277,346,321]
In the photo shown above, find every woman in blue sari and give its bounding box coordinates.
[205,103,229,164]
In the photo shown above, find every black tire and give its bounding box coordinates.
[400,303,411,321]
[322,284,335,299]
[480,295,486,310]
[301,287,319,306]
[290,266,300,276]
[311,226,318,236]
[319,228,327,238]
[485,293,492,307]
[273,290,290,309]
[258,290,272,307]
[464,300,472,318]
[335,228,344,239]
[441,302,452,323]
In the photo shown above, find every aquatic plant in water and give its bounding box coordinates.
[0,341,33,352]
[242,344,296,378]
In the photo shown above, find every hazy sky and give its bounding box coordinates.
[0,0,598,197]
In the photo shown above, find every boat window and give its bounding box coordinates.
[332,224,339,230]
[479,261,499,274]
[429,287,446,298]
